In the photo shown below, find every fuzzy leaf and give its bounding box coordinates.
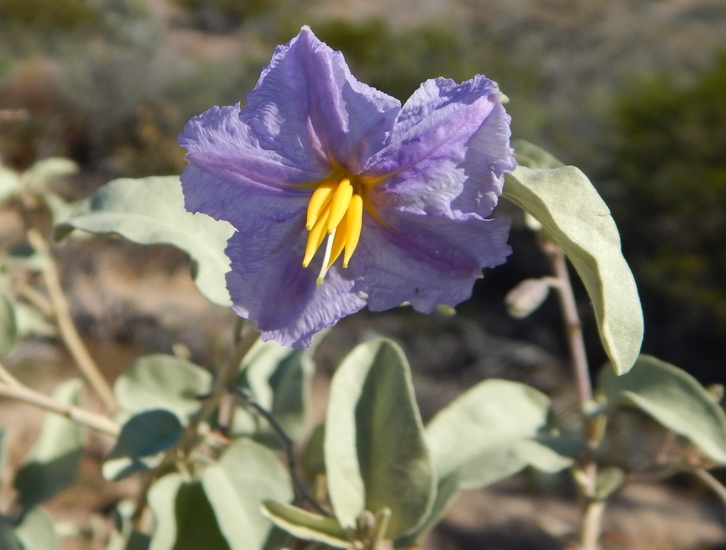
[325,338,435,539]
[202,439,293,550]
[114,354,212,423]
[426,379,552,481]
[260,501,349,548]
[22,157,79,195]
[148,474,229,550]
[103,410,183,482]
[53,176,234,306]
[15,507,58,550]
[503,161,643,374]
[14,379,83,511]
[0,292,18,358]
[598,354,726,463]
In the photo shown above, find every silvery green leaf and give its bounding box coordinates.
[13,302,56,337]
[598,354,726,464]
[15,507,59,550]
[260,501,349,548]
[503,162,643,375]
[0,291,18,358]
[22,158,79,195]
[0,165,20,204]
[14,379,83,511]
[114,354,212,423]
[512,139,565,170]
[2,243,48,273]
[148,474,229,550]
[53,176,234,306]
[202,439,293,550]
[393,474,459,548]
[325,338,435,539]
[103,410,183,482]
[425,379,552,481]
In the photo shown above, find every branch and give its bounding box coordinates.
[694,468,726,515]
[0,380,119,437]
[27,228,118,413]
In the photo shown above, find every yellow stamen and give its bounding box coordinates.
[302,205,330,267]
[343,194,363,268]
[326,178,353,234]
[306,180,336,230]
[303,178,367,282]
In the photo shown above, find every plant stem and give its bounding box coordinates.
[27,228,118,413]
[549,244,592,407]
[232,385,331,517]
[0,379,119,436]
[694,468,726,513]
[546,241,601,550]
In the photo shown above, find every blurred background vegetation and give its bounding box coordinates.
[0,0,725,381]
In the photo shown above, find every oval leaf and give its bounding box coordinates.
[201,439,293,550]
[14,379,84,511]
[503,161,643,374]
[425,379,552,481]
[325,338,435,539]
[260,501,349,548]
[148,474,229,550]
[598,354,726,463]
[53,176,234,306]
[114,354,212,423]
[103,410,183,482]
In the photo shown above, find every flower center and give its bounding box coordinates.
[302,176,364,285]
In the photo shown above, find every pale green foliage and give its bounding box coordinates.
[598,354,726,464]
[13,379,84,512]
[234,339,315,443]
[324,338,435,540]
[505,142,644,374]
[261,501,350,548]
[114,354,213,423]
[54,176,235,306]
[201,440,294,550]
[103,410,184,482]
[0,292,18,358]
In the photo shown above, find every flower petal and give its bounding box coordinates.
[366,76,515,217]
[225,220,367,348]
[350,211,512,313]
[179,104,318,231]
[244,27,401,173]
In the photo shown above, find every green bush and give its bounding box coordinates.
[609,54,726,331]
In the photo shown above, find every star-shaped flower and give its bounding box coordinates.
[179,27,515,348]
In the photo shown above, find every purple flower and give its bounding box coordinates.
[179,27,515,348]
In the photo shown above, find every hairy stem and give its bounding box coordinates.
[549,244,592,407]
[27,229,117,413]
[0,379,119,436]
[546,241,601,550]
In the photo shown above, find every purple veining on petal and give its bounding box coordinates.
[225,219,366,348]
[349,210,512,312]
[243,27,400,174]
